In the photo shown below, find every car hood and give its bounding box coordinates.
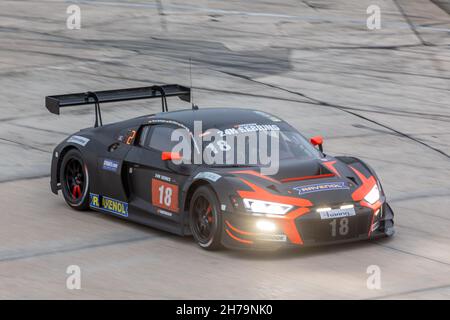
[220,158,375,207]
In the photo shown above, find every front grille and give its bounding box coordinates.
[296,207,372,245]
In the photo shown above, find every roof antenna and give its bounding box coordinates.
[190,58,198,110]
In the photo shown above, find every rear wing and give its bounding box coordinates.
[45,84,191,127]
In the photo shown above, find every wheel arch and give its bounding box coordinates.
[184,179,214,213]
[55,145,81,186]
[184,179,224,250]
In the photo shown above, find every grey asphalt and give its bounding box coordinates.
[0,0,449,299]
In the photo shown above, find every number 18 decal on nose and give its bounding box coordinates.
[152,177,179,214]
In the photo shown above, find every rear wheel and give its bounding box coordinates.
[60,149,90,211]
[189,186,223,250]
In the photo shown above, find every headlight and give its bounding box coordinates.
[256,220,276,232]
[364,185,380,204]
[243,199,293,215]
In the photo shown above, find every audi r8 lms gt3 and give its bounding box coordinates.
[46,84,394,250]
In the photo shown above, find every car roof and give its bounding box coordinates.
[150,107,286,129]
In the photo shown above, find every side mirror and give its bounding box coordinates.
[310,136,324,152]
[161,151,182,161]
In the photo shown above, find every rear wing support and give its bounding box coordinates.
[45,84,191,127]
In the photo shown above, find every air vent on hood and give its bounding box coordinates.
[280,173,335,183]
[347,176,358,185]
[267,184,281,193]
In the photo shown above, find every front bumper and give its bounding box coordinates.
[221,202,394,250]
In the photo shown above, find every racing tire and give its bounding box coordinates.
[60,149,90,211]
[189,185,223,250]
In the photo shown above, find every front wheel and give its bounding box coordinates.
[189,186,223,250]
[60,149,90,211]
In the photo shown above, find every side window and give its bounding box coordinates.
[145,125,191,153]
[138,126,150,146]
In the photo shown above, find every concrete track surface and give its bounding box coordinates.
[1,0,450,299]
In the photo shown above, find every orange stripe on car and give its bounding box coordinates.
[350,166,380,236]
[349,166,376,201]
[225,220,256,236]
[236,178,312,245]
[281,173,335,183]
[225,228,253,244]
[237,179,312,207]
[229,170,280,184]
[360,199,382,237]
[278,207,309,245]
[322,161,341,177]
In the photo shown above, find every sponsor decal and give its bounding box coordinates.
[194,171,221,182]
[67,135,90,147]
[294,182,349,195]
[319,208,356,220]
[157,208,173,217]
[218,123,280,137]
[89,193,128,217]
[256,234,287,242]
[155,173,172,182]
[102,159,119,172]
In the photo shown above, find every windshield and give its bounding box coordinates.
[198,123,322,167]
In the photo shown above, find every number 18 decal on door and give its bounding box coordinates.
[151,178,179,213]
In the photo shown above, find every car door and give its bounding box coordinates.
[124,123,193,230]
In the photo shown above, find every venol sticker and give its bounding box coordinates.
[90,193,128,217]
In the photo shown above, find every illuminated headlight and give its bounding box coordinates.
[243,199,292,215]
[364,185,380,205]
[256,220,276,232]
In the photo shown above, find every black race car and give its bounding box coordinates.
[46,84,394,250]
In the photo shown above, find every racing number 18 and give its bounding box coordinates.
[158,184,172,207]
[151,179,179,213]
[330,218,349,237]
